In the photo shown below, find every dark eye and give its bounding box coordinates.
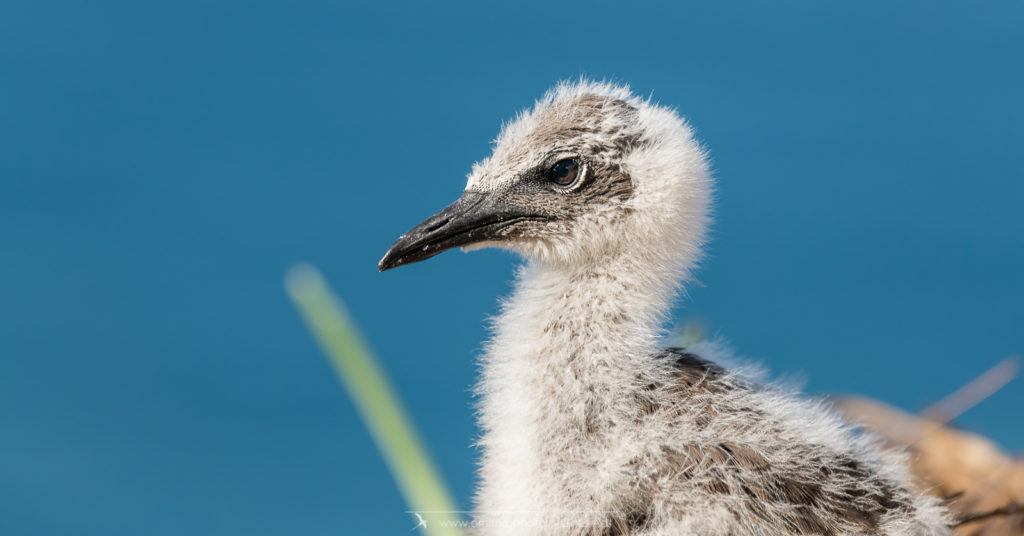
[548,158,580,187]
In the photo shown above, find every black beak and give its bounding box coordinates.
[378,190,541,271]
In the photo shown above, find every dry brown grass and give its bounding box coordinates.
[839,397,1023,536]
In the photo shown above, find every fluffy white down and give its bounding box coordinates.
[465,80,951,535]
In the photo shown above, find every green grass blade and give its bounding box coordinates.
[285,264,466,536]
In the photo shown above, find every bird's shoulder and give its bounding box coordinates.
[653,346,725,372]
[650,346,734,392]
[638,349,928,536]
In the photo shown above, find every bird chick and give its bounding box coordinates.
[380,80,951,536]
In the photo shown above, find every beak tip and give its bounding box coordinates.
[378,246,409,272]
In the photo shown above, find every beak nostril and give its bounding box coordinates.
[421,217,451,234]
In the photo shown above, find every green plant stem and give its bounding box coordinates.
[286,264,466,536]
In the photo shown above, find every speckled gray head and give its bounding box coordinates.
[379,80,711,272]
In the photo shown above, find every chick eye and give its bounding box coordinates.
[548,158,580,187]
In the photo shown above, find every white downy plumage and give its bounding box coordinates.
[380,80,952,536]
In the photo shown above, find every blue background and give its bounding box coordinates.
[2,1,1021,534]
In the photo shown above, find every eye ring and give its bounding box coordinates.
[548,158,581,187]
